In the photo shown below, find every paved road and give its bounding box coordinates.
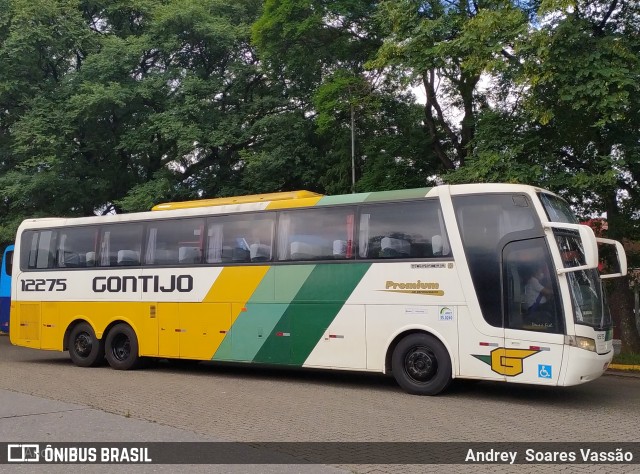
[1,335,639,473]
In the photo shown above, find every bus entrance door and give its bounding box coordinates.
[502,238,565,385]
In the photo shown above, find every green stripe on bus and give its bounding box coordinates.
[252,263,370,365]
[316,188,431,206]
[363,188,431,202]
[316,193,371,205]
[213,303,291,361]
[212,265,316,361]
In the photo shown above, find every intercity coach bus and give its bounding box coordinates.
[10,184,627,395]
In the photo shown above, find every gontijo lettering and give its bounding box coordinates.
[92,275,193,293]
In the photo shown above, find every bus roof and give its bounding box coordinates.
[18,184,553,231]
[152,188,435,211]
[152,190,323,211]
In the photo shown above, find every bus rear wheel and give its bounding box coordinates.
[391,333,452,395]
[68,322,104,368]
[105,323,140,370]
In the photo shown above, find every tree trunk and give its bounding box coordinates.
[609,276,640,353]
[604,190,640,353]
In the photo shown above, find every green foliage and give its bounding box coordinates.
[0,0,281,242]
[513,0,640,226]
[0,0,638,250]
[612,352,640,366]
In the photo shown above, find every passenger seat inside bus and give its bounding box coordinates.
[154,249,178,265]
[178,246,201,264]
[59,251,84,267]
[117,250,140,266]
[333,240,347,258]
[250,244,270,262]
[380,236,410,258]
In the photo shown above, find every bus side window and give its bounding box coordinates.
[99,224,144,267]
[358,200,448,260]
[145,218,204,266]
[56,227,99,268]
[277,208,354,261]
[5,250,13,277]
[206,214,274,264]
[24,230,57,269]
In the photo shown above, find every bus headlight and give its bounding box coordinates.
[565,335,596,352]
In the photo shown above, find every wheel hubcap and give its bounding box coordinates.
[405,346,437,383]
[111,334,130,361]
[74,333,92,358]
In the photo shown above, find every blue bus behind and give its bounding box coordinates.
[0,245,13,333]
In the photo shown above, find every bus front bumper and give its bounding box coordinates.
[561,346,613,386]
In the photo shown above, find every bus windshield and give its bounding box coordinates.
[538,193,579,224]
[567,268,611,330]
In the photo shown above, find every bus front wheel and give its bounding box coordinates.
[391,333,452,395]
[105,323,140,370]
[68,322,104,368]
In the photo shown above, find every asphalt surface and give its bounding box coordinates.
[1,334,639,473]
[0,388,347,473]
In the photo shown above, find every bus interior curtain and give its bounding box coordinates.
[207,223,223,263]
[145,228,157,264]
[277,214,291,260]
[359,214,370,258]
[57,233,67,267]
[100,232,111,266]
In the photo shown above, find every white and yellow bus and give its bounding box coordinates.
[10,184,627,395]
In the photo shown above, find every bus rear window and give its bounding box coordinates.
[22,230,57,270]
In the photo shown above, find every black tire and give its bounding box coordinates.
[105,323,140,370]
[391,333,452,395]
[68,322,105,368]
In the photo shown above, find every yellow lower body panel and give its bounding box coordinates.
[10,300,234,360]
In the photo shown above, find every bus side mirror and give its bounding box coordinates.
[545,223,598,275]
[596,238,627,279]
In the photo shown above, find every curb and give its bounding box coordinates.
[608,363,640,372]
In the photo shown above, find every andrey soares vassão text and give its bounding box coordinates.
[465,448,634,464]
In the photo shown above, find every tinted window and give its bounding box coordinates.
[22,230,57,270]
[145,218,205,265]
[453,194,541,327]
[277,207,355,261]
[99,224,144,267]
[503,238,563,334]
[359,200,449,259]
[207,214,275,264]
[57,227,99,268]
[5,251,12,276]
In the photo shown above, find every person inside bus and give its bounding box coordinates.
[523,263,555,328]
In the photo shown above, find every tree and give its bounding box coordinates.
[447,0,640,351]
[253,0,434,193]
[0,0,293,242]
[371,0,534,170]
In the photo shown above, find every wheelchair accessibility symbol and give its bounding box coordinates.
[538,364,552,379]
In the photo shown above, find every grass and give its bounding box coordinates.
[612,352,640,365]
